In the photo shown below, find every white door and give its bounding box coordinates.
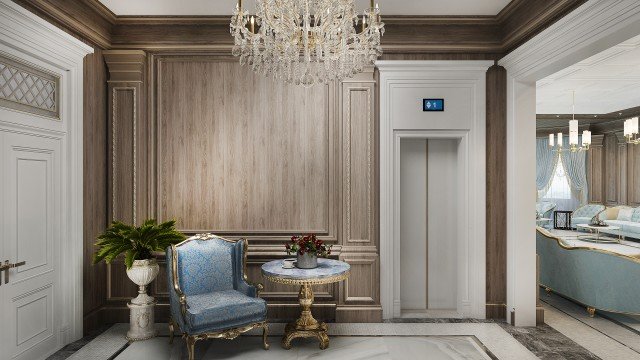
[0,130,62,360]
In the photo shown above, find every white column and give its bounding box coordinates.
[505,76,537,326]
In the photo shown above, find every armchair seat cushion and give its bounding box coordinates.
[185,290,267,332]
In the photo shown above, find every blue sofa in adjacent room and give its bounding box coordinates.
[537,227,640,316]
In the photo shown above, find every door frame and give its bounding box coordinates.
[392,131,477,318]
[378,61,490,320]
[498,0,640,326]
[0,0,92,344]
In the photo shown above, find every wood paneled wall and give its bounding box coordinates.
[102,54,381,322]
[485,65,507,320]
[82,48,108,333]
[588,132,640,207]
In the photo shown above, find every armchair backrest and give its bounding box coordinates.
[168,235,245,296]
[536,201,556,217]
[572,204,605,218]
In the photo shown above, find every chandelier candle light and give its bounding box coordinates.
[230,0,384,86]
[549,91,591,152]
[624,117,639,145]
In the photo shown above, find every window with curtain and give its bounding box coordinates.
[541,156,581,211]
[543,158,572,200]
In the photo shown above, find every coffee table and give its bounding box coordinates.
[576,224,622,243]
[261,258,350,350]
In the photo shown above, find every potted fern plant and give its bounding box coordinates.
[93,219,185,305]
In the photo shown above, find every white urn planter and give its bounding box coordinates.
[125,259,159,341]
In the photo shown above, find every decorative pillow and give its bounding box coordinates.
[632,208,640,223]
[617,208,634,222]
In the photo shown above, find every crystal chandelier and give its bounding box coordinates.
[549,91,591,153]
[230,0,384,86]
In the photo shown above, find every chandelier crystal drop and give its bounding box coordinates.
[230,0,385,86]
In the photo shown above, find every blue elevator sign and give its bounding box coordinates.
[423,99,444,112]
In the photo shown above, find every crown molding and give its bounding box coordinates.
[499,0,640,79]
[12,0,114,48]
[11,0,588,57]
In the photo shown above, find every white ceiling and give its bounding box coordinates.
[537,34,640,115]
[98,0,512,16]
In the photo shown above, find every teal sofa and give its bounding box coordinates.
[598,206,640,240]
[572,204,606,226]
[537,227,640,315]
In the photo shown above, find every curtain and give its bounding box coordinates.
[559,136,589,206]
[536,138,559,200]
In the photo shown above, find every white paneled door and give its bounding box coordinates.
[0,131,61,360]
[0,1,91,357]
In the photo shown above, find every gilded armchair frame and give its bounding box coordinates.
[168,233,269,360]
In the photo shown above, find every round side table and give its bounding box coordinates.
[261,258,350,350]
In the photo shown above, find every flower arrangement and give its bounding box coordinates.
[285,234,332,257]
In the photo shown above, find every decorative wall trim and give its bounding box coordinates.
[111,87,137,224]
[343,86,372,244]
[0,53,59,119]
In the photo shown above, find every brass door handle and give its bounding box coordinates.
[1,260,26,285]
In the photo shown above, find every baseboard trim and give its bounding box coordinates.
[486,303,506,320]
[536,305,545,325]
[336,305,383,322]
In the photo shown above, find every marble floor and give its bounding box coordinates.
[49,291,640,360]
[116,335,495,360]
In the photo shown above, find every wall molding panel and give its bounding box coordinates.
[102,54,382,323]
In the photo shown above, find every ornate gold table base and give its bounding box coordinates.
[282,284,330,350]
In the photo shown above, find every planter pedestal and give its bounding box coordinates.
[125,259,160,341]
[127,300,157,341]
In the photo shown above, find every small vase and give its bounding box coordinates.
[296,253,318,269]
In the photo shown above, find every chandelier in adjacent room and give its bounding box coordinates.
[230,0,384,86]
[548,91,591,153]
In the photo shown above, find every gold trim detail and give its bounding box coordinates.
[541,284,640,316]
[263,268,349,350]
[184,322,269,360]
[262,272,350,286]
[537,227,640,263]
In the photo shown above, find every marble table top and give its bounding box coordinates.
[261,258,350,283]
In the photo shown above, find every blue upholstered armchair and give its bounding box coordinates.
[167,234,269,360]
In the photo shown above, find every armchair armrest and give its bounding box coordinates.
[237,277,264,298]
[234,238,264,298]
[168,245,188,320]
